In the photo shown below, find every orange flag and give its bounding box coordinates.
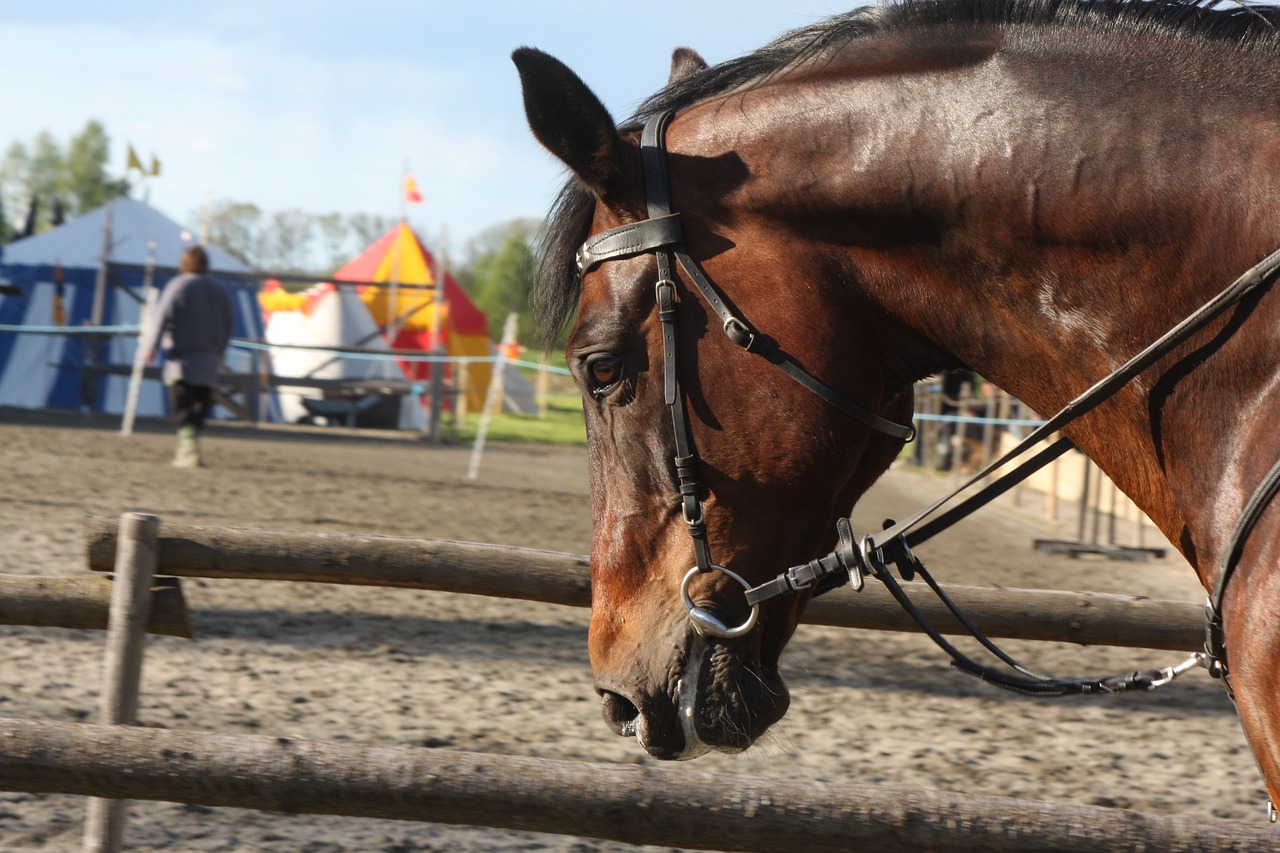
[403,172,423,204]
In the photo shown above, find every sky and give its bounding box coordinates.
[0,1,865,256]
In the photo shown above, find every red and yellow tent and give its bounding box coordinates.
[334,222,492,412]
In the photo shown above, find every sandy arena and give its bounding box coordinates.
[0,407,1264,851]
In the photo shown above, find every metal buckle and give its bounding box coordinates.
[785,563,814,592]
[680,565,760,639]
[722,316,755,350]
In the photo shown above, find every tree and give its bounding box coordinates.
[346,213,396,252]
[0,121,129,237]
[314,212,350,272]
[463,220,539,346]
[204,200,263,267]
[260,208,315,273]
[63,121,128,213]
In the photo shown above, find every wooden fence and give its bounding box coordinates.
[0,716,1272,853]
[85,516,1205,651]
[0,512,1259,852]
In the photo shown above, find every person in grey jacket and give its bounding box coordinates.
[140,245,234,468]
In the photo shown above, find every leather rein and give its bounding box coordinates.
[577,109,1280,694]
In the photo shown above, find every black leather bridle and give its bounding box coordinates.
[576,109,1280,695]
[577,110,914,639]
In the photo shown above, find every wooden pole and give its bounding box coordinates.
[90,202,113,328]
[951,379,972,484]
[84,517,1205,651]
[923,381,941,474]
[83,512,159,853]
[0,575,191,638]
[2,719,1270,853]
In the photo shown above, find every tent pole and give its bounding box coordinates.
[83,202,114,413]
[120,240,158,437]
[91,202,112,327]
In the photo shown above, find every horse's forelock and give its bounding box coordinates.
[533,181,594,351]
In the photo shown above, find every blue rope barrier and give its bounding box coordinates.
[228,339,574,375]
[913,412,1046,428]
[0,324,140,335]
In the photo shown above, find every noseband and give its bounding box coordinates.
[575,111,915,639]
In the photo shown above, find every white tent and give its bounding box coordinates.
[263,282,426,430]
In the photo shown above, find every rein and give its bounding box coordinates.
[578,109,1280,694]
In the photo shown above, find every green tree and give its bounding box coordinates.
[63,121,129,213]
[463,220,539,346]
[0,121,128,237]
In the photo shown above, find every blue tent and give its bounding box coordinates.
[0,197,276,419]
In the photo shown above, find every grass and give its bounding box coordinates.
[453,395,586,446]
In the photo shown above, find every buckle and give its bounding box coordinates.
[722,316,755,350]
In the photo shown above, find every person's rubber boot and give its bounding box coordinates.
[172,426,202,468]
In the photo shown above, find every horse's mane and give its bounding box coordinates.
[533,0,1280,347]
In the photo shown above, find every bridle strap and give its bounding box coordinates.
[1206,453,1280,690]
[636,111,915,442]
[746,240,1280,607]
[870,242,1280,558]
[577,110,915,580]
[577,215,683,274]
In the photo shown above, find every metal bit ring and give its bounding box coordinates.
[680,565,760,639]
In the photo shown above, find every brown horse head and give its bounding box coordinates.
[513,44,915,758]
[515,1,1280,794]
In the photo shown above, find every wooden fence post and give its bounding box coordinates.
[83,512,159,853]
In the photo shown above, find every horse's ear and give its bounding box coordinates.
[513,48,632,204]
[669,47,708,84]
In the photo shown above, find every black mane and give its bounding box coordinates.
[532,0,1280,347]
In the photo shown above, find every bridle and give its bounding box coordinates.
[576,109,1280,695]
[577,110,915,639]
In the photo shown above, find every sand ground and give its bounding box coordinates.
[0,407,1265,851]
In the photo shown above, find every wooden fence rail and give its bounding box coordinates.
[85,516,1205,651]
[0,574,192,638]
[0,717,1271,853]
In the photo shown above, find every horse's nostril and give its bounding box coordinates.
[600,690,640,739]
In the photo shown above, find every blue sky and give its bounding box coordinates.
[0,1,862,254]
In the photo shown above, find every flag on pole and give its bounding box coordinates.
[403,172,423,204]
[126,144,145,173]
[150,155,161,176]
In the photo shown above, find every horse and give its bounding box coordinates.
[512,0,1280,807]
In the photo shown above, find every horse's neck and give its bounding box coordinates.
[880,54,1280,568]
[700,37,1280,566]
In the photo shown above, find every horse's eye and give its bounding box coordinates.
[586,356,624,396]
